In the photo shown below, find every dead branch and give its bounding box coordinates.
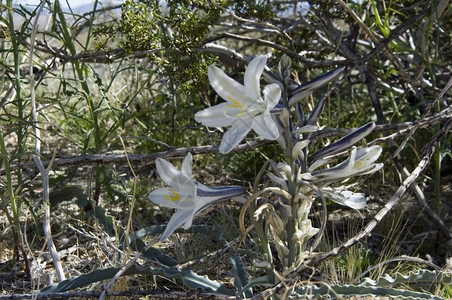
[4,139,272,173]
[29,2,65,282]
[2,107,450,174]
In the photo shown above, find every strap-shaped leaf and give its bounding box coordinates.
[239,275,274,294]
[294,283,446,299]
[63,186,179,267]
[229,254,252,298]
[56,187,247,296]
[49,186,88,208]
[359,269,452,287]
[39,263,235,296]
[128,225,228,266]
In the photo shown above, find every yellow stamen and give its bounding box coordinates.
[163,188,181,202]
[226,96,246,117]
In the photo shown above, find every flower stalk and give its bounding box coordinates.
[150,54,383,283]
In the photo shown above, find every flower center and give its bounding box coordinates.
[163,188,181,201]
[226,96,246,117]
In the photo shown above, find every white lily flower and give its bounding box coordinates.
[149,153,246,241]
[195,55,281,154]
[309,145,383,183]
[322,188,367,210]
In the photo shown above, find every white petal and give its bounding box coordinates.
[292,125,320,134]
[181,210,197,229]
[308,158,329,173]
[161,209,194,241]
[354,146,382,168]
[323,189,367,210]
[252,111,279,140]
[149,187,195,209]
[181,153,193,178]
[353,163,384,176]
[244,55,266,98]
[208,65,251,105]
[194,103,242,127]
[263,83,281,109]
[219,121,252,153]
[311,147,357,181]
[155,158,187,187]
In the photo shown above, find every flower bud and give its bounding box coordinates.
[292,140,310,159]
[310,122,375,163]
[288,67,344,106]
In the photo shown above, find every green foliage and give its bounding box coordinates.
[111,0,222,94]
[294,281,448,299]
[359,269,452,288]
[226,0,274,20]
[222,143,283,179]
[119,0,160,52]
[38,210,239,296]
[40,263,235,295]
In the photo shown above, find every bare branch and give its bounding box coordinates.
[29,1,65,282]
[203,32,346,67]
[2,108,450,174]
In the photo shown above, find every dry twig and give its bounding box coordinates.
[29,1,65,282]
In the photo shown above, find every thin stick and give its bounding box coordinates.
[119,136,138,251]
[386,77,452,164]
[4,138,273,172]
[29,1,65,282]
[3,107,450,174]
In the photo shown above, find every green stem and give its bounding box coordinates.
[281,79,299,269]
[3,1,27,269]
[425,34,441,215]
[7,0,23,182]
[434,143,441,213]
[0,119,30,277]
[0,121,19,236]
[54,0,104,202]
[54,0,101,152]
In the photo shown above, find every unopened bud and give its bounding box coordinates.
[310,122,375,163]
[292,140,310,160]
